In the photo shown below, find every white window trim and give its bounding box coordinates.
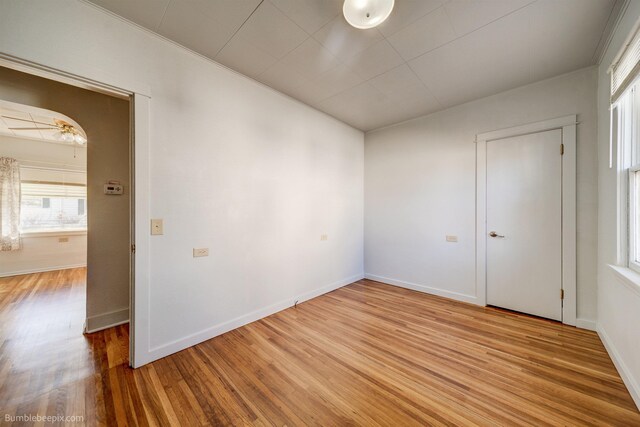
[628,165,640,273]
[609,264,640,298]
[613,76,640,274]
[21,230,87,238]
[19,173,87,234]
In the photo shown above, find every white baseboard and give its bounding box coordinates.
[85,308,129,333]
[142,273,364,364]
[0,263,87,278]
[575,318,597,331]
[598,324,640,409]
[364,273,479,305]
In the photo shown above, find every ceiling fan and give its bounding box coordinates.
[2,115,87,145]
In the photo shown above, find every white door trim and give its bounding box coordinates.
[0,53,152,367]
[476,115,577,326]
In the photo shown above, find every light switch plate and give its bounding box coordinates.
[151,219,163,235]
[446,235,458,242]
[193,248,209,257]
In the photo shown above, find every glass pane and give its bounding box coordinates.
[20,195,87,232]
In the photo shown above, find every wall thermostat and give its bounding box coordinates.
[104,181,124,195]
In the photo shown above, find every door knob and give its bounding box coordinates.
[489,231,505,238]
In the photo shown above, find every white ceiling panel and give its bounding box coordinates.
[377,0,447,37]
[409,0,614,108]
[312,15,384,61]
[89,0,170,30]
[257,61,310,95]
[2,115,44,139]
[156,1,241,58]
[269,0,342,34]
[369,64,427,96]
[2,116,35,129]
[319,81,388,114]
[296,63,365,104]
[215,35,278,79]
[31,115,57,127]
[87,0,618,131]
[387,7,457,60]
[356,89,441,130]
[311,63,364,101]
[0,119,9,134]
[278,38,341,80]
[182,0,262,29]
[318,82,390,130]
[444,0,534,36]
[1,109,31,121]
[344,39,404,80]
[233,1,308,59]
[368,66,442,120]
[282,81,327,105]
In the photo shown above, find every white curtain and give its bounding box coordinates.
[0,157,21,251]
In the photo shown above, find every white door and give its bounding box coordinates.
[486,129,563,321]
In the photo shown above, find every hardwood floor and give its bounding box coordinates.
[0,268,638,426]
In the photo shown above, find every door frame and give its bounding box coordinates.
[0,53,152,367]
[475,115,577,326]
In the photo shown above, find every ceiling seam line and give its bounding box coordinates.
[213,0,265,58]
[156,0,172,31]
[404,0,538,64]
[380,25,444,108]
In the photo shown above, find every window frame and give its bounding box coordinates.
[19,172,87,234]
[628,165,640,273]
[614,76,640,274]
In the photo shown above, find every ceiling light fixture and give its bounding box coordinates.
[53,126,87,145]
[343,0,394,30]
[4,115,87,145]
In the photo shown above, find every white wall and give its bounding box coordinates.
[0,134,87,277]
[0,0,364,364]
[596,0,640,408]
[0,233,86,277]
[365,67,598,324]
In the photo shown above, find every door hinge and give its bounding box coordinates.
[561,289,565,300]
[560,144,565,155]
[131,244,136,254]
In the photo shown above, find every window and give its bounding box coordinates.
[20,177,87,233]
[615,78,640,272]
[612,24,640,272]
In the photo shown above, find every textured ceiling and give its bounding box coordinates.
[86,0,618,131]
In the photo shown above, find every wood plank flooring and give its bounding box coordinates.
[0,268,638,426]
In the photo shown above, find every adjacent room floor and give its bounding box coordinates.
[0,269,638,425]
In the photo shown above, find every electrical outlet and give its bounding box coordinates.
[151,219,163,235]
[193,248,209,257]
[446,235,458,242]
[320,234,328,241]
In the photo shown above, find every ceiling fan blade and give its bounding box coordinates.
[8,127,58,130]
[1,116,56,127]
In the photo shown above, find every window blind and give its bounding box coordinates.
[612,26,640,102]
[21,181,86,198]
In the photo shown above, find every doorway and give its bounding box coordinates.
[476,116,577,325]
[0,66,132,364]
